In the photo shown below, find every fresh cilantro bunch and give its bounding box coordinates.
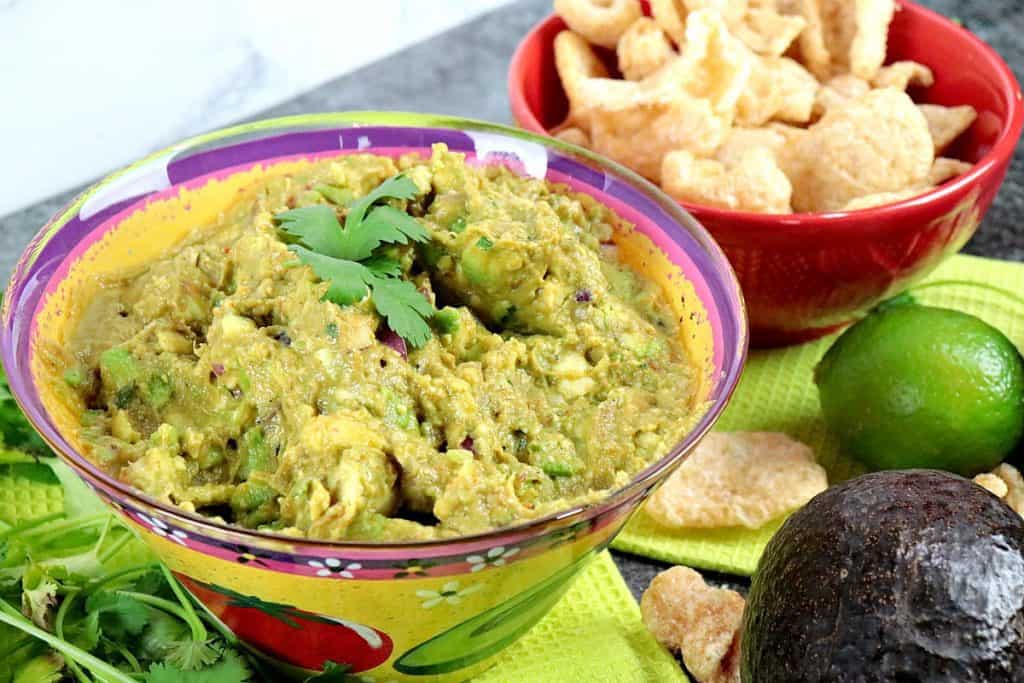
[0,475,254,683]
[276,174,435,347]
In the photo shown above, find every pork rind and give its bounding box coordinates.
[641,566,743,683]
[714,126,787,166]
[872,60,935,90]
[688,0,749,26]
[617,17,676,81]
[553,125,591,147]
[789,88,933,212]
[648,9,754,116]
[579,78,729,180]
[645,431,827,529]
[554,30,610,130]
[736,55,818,126]
[733,8,806,57]
[797,0,895,80]
[841,187,924,210]
[650,0,689,45]
[974,464,1024,518]
[812,74,871,117]
[553,0,643,48]
[928,157,973,185]
[918,103,978,154]
[662,148,792,213]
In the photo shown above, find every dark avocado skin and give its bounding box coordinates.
[741,470,1024,682]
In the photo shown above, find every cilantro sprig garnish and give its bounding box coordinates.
[276,174,435,348]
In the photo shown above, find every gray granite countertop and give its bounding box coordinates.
[1,0,1021,601]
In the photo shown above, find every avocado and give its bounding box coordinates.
[741,470,1024,682]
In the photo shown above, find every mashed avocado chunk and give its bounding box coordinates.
[66,145,699,541]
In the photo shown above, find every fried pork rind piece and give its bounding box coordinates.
[713,126,787,166]
[733,8,806,57]
[553,125,591,147]
[812,74,871,117]
[641,566,744,683]
[928,157,973,185]
[579,78,729,180]
[554,30,610,130]
[650,0,690,45]
[647,8,755,115]
[789,88,933,212]
[617,17,676,81]
[662,148,792,213]
[554,0,643,48]
[871,60,935,90]
[736,56,818,126]
[841,187,924,210]
[645,431,827,529]
[918,103,978,154]
[974,464,1024,517]
[796,0,895,80]
[651,0,749,45]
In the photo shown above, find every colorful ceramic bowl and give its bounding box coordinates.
[1,113,746,681]
[508,0,1024,346]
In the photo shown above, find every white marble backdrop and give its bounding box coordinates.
[0,0,514,216]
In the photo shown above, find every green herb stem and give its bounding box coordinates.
[0,599,135,683]
[0,511,64,541]
[159,563,208,642]
[97,529,135,563]
[116,590,207,644]
[85,563,160,594]
[17,513,109,540]
[104,636,142,672]
[54,591,94,683]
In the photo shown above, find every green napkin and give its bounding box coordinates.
[0,459,63,527]
[482,550,686,682]
[612,254,1024,576]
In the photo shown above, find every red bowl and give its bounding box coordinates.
[509,1,1024,346]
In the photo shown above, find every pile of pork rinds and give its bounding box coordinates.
[551,0,978,213]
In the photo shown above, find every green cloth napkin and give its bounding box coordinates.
[612,254,1024,576]
[0,460,63,528]
[482,550,686,682]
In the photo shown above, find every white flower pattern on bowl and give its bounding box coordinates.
[308,558,362,578]
[467,546,520,572]
[416,580,483,608]
[137,513,188,546]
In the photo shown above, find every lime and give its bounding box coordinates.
[814,302,1024,476]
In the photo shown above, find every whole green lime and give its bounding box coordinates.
[815,302,1024,477]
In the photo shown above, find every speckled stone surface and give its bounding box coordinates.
[0,0,1021,600]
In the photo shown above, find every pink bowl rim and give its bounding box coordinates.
[507,0,1024,229]
[1,112,748,555]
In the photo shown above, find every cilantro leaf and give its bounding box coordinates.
[277,207,346,259]
[361,255,402,278]
[368,276,434,348]
[11,652,62,683]
[20,569,57,629]
[145,650,251,683]
[289,247,371,306]
[0,368,49,457]
[345,174,419,228]
[275,174,435,347]
[84,592,148,640]
[355,205,430,252]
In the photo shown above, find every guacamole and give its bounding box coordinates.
[64,145,699,541]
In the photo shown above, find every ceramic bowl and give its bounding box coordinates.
[1,113,746,681]
[508,0,1024,346]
